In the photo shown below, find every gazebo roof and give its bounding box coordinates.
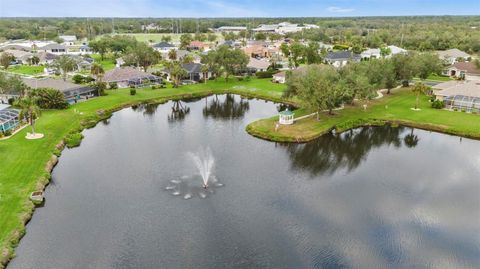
[279,109,294,116]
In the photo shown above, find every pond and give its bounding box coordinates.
[9,94,480,269]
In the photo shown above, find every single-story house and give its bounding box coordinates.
[181,63,211,82]
[325,51,361,67]
[433,80,480,112]
[22,78,98,103]
[361,48,381,60]
[437,49,471,65]
[0,104,20,133]
[59,35,77,46]
[152,42,177,53]
[103,67,161,88]
[38,43,68,55]
[442,62,480,81]
[386,45,407,57]
[79,45,92,54]
[243,45,271,59]
[188,41,210,51]
[247,58,271,72]
[36,51,58,65]
[1,49,33,64]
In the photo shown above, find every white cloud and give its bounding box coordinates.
[327,6,355,13]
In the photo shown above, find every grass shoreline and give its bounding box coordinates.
[1,80,479,268]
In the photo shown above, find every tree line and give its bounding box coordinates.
[285,52,443,116]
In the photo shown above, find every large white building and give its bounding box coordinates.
[252,22,319,35]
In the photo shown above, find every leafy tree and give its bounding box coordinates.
[280,43,290,58]
[181,54,194,64]
[207,33,217,43]
[255,32,267,41]
[30,88,68,109]
[287,65,345,117]
[209,45,248,81]
[304,42,321,64]
[0,52,14,69]
[180,34,193,49]
[89,38,110,60]
[16,96,41,135]
[52,55,77,81]
[161,35,172,43]
[289,42,305,68]
[391,53,416,86]
[412,82,429,110]
[380,47,392,57]
[201,65,209,84]
[414,53,443,80]
[123,43,160,72]
[0,74,28,96]
[339,64,375,103]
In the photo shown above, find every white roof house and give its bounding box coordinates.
[387,45,407,56]
[361,48,381,59]
[59,35,77,42]
[215,26,247,33]
[437,49,471,64]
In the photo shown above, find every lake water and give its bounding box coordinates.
[9,94,480,269]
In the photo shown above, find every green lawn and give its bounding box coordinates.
[90,54,116,71]
[6,65,45,76]
[0,78,479,268]
[247,88,480,142]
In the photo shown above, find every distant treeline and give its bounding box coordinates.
[0,16,479,52]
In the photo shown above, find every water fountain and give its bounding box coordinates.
[165,147,223,199]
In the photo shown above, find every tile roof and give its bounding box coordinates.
[448,62,480,75]
[434,81,480,98]
[103,67,159,83]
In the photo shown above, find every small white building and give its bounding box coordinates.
[361,48,381,60]
[279,109,294,125]
[437,49,471,65]
[59,35,77,46]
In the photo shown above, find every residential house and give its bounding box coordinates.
[22,77,97,103]
[188,41,210,52]
[182,63,211,82]
[433,80,480,112]
[325,51,361,67]
[361,48,381,60]
[79,44,93,54]
[443,62,480,81]
[1,49,33,64]
[247,58,271,73]
[36,51,58,65]
[152,42,177,53]
[59,35,77,46]
[39,43,68,55]
[103,67,161,88]
[386,45,407,57]
[437,49,471,65]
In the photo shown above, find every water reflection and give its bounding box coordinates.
[132,103,161,117]
[282,126,411,176]
[167,101,190,122]
[203,94,250,120]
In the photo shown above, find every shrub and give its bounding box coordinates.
[72,74,85,84]
[402,80,410,87]
[431,100,445,109]
[84,76,95,83]
[255,70,277,79]
[8,98,15,105]
[65,132,83,148]
[130,88,137,95]
[151,85,157,89]
[109,82,118,89]
[93,82,108,96]
[237,76,244,81]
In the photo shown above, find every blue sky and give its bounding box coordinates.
[1,0,479,17]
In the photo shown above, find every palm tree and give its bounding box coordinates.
[16,96,41,136]
[168,49,177,61]
[166,62,187,88]
[52,55,77,81]
[201,65,209,84]
[412,82,429,110]
[90,63,105,82]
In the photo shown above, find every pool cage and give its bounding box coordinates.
[127,76,162,88]
[444,95,480,113]
[0,109,20,133]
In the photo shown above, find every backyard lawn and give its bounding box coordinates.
[90,54,117,71]
[6,65,45,76]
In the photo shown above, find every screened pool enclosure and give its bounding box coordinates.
[0,108,20,133]
[444,95,480,113]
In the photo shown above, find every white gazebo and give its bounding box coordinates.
[279,109,294,125]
